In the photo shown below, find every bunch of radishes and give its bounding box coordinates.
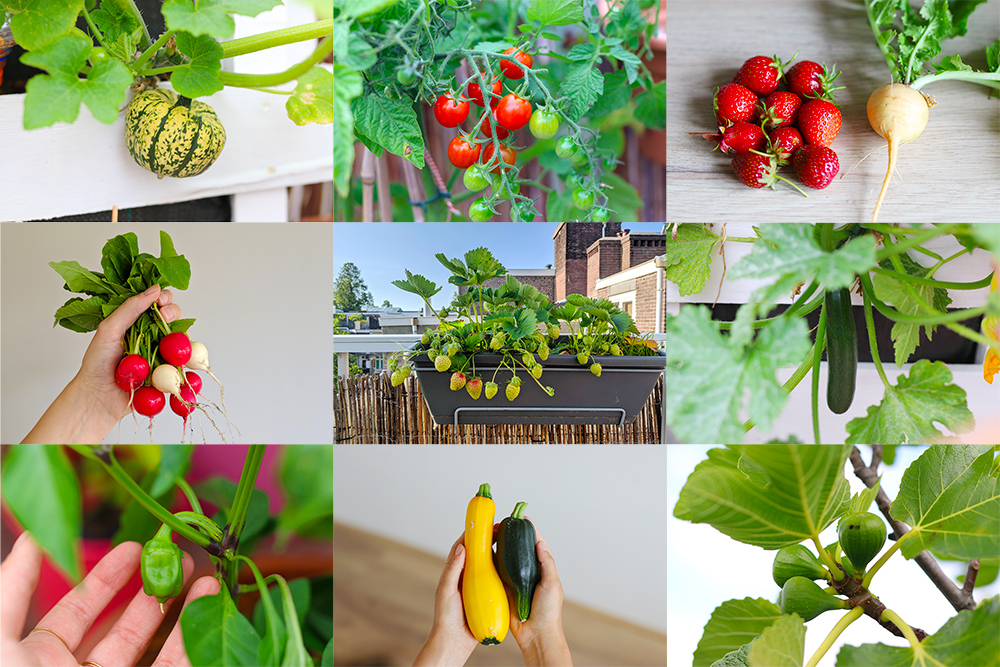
[694,54,844,193]
[117,330,225,432]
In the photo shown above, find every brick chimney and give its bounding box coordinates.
[586,238,623,296]
[621,232,667,269]
[552,223,604,301]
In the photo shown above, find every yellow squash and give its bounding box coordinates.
[462,483,509,645]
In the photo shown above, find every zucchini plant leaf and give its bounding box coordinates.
[665,305,811,443]
[162,0,282,39]
[836,596,999,667]
[691,597,782,667]
[872,253,952,367]
[747,614,804,667]
[0,0,81,51]
[889,445,999,560]
[169,31,224,98]
[286,67,333,126]
[663,224,720,297]
[845,360,974,445]
[674,445,852,549]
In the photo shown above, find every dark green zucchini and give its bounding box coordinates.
[825,287,857,414]
[494,502,540,621]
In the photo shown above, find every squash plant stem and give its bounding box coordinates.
[219,37,331,88]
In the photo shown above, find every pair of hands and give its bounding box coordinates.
[0,531,216,667]
[415,525,571,666]
[23,285,183,444]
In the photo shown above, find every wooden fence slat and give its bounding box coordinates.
[334,374,664,444]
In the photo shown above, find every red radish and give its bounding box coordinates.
[115,354,150,391]
[793,145,840,189]
[713,84,758,125]
[732,55,783,95]
[170,385,197,417]
[159,332,192,366]
[133,386,166,417]
[689,121,766,155]
[184,371,203,394]
[151,364,184,399]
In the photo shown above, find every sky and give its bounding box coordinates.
[666,445,1000,667]
[333,223,665,311]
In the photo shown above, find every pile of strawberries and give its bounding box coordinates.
[696,54,844,193]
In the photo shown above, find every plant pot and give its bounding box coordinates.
[410,345,665,426]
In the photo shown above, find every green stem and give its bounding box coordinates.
[805,607,864,667]
[716,290,824,331]
[235,555,282,651]
[861,278,890,387]
[228,445,266,544]
[117,0,153,50]
[511,501,527,519]
[238,573,282,594]
[218,37,331,88]
[176,478,202,515]
[81,7,109,51]
[869,266,993,291]
[880,608,922,648]
[814,535,845,582]
[742,336,821,433]
[476,483,492,499]
[874,224,959,262]
[220,19,333,59]
[812,304,827,445]
[861,274,988,326]
[864,0,898,80]
[911,70,1000,91]
[133,29,176,73]
[99,449,208,548]
[173,511,224,542]
[862,533,909,588]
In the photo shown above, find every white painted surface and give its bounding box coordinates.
[333,443,668,634]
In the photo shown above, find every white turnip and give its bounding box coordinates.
[151,364,184,400]
[867,83,930,223]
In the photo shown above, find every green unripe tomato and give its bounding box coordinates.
[140,524,184,606]
[514,204,536,222]
[590,207,610,223]
[838,512,886,572]
[491,174,520,200]
[639,0,655,9]
[89,47,110,64]
[570,150,588,168]
[571,188,595,210]
[778,576,848,621]
[463,165,490,192]
[529,109,560,140]
[468,198,493,222]
[772,545,828,587]
[396,68,416,85]
[555,136,579,159]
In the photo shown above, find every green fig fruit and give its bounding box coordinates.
[778,576,849,621]
[838,512,886,572]
[772,545,828,587]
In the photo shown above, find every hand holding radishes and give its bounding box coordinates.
[39,231,231,444]
[864,0,999,223]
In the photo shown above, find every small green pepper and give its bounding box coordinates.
[141,524,183,609]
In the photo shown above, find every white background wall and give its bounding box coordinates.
[333,444,668,635]
[0,223,332,444]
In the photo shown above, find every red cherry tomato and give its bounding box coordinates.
[467,78,502,107]
[496,94,532,131]
[434,93,470,127]
[448,135,482,169]
[500,47,533,80]
[482,142,516,174]
[479,111,509,140]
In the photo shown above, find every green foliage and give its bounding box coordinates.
[334,262,374,311]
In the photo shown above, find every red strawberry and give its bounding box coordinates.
[690,120,766,155]
[731,152,806,196]
[713,83,757,125]
[732,55,783,96]
[760,90,802,129]
[798,100,841,146]
[768,126,803,163]
[793,145,839,189]
[784,61,844,100]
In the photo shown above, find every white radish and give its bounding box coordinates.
[866,82,931,223]
[151,364,184,400]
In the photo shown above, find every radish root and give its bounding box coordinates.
[867,83,930,223]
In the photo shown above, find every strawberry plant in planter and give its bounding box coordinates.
[333,0,665,222]
[387,246,665,425]
[674,444,999,667]
[664,223,999,445]
[1,0,332,179]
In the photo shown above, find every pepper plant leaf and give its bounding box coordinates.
[835,596,999,667]
[845,360,974,444]
[691,597,782,667]
[675,445,852,549]
[665,305,811,443]
[889,445,999,560]
[663,223,720,297]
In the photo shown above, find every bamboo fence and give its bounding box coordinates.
[334,373,663,444]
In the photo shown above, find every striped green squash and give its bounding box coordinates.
[125,89,226,179]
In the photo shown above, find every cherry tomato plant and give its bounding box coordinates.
[334,0,666,221]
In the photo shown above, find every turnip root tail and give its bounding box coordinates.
[866,83,930,223]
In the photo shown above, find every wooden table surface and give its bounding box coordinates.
[666,0,1000,223]
[333,523,667,667]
